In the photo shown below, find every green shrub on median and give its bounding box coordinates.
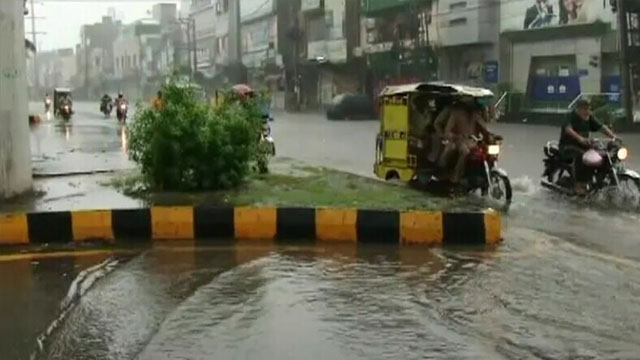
[127,79,266,191]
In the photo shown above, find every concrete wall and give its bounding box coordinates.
[439,43,497,86]
[510,36,602,94]
[437,0,497,46]
[0,0,32,198]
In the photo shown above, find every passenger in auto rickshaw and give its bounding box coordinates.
[439,100,493,186]
[426,97,453,165]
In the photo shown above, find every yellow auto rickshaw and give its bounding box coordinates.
[53,88,73,120]
[374,82,512,204]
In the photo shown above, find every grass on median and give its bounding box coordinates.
[106,162,466,211]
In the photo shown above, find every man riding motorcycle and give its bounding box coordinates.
[44,93,52,112]
[114,93,128,122]
[100,94,113,115]
[58,94,73,118]
[559,98,618,195]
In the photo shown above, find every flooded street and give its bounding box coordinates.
[1,237,638,360]
[2,103,640,359]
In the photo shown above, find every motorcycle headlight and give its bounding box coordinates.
[487,144,500,155]
[617,147,629,161]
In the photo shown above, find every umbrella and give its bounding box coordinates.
[232,84,254,96]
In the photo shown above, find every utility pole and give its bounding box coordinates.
[617,0,633,123]
[29,0,38,94]
[191,19,197,81]
[177,17,196,81]
[83,27,89,97]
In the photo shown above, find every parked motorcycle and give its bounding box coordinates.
[116,103,128,123]
[541,139,640,207]
[413,134,512,205]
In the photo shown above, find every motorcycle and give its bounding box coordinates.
[44,98,51,113]
[541,139,640,206]
[413,134,513,205]
[101,101,113,118]
[116,103,128,123]
[59,104,72,121]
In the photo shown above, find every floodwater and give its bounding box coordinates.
[5,103,639,359]
[0,236,637,360]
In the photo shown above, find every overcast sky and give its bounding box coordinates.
[27,1,181,51]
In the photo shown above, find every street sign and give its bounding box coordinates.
[483,61,498,84]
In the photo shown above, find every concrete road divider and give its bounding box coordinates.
[0,207,502,246]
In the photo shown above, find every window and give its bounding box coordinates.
[216,35,228,53]
[450,1,467,10]
[449,17,467,26]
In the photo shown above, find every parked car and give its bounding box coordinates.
[326,94,376,120]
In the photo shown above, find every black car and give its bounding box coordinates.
[326,94,376,120]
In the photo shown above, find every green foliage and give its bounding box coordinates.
[127,79,267,191]
[590,94,625,126]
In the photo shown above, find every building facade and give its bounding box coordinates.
[240,0,280,87]
[435,0,500,87]
[499,0,620,122]
[296,0,362,109]
[357,0,437,102]
[36,48,77,90]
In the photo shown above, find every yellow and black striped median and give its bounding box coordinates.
[0,207,502,246]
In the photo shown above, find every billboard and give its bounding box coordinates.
[501,0,616,32]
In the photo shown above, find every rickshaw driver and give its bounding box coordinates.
[439,101,493,186]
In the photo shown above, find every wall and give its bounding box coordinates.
[113,37,141,79]
[241,16,277,68]
[510,37,602,95]
[192,3,216,69]
[437,0,487,46]
[0,0,32,198]
[439,44,497,85]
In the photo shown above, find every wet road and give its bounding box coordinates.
[1,103,639,359]
[3,239,640,360]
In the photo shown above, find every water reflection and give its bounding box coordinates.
[118,126,128,152]
[10,240,640,360]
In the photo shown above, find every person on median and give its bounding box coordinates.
[153,91,165,110]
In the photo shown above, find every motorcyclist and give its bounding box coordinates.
[101,93,112,106]
[114,92,127,107]
[101,93,112,113]
[559,98,617,195]
[59,94,72,110]
[44,93,51,111]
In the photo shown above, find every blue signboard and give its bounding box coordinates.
[484,61,499,84]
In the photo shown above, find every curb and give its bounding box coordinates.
[0,207,502,246]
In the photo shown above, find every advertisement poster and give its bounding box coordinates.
[501,0,615,32]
